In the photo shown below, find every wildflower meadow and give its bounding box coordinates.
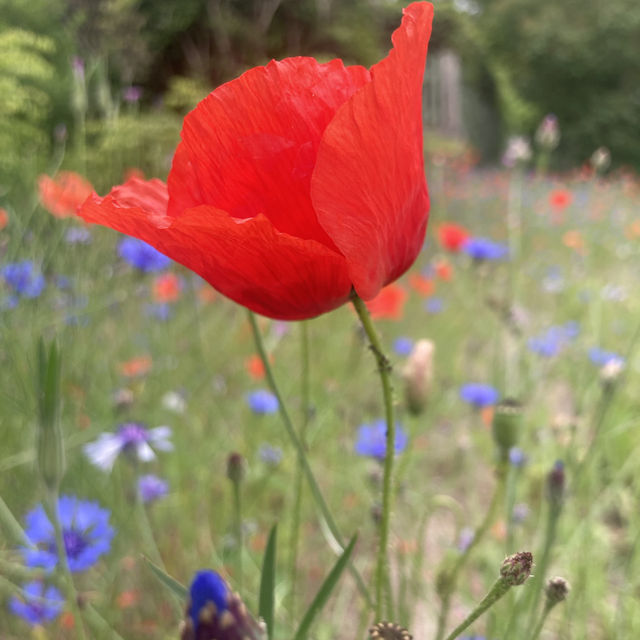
[1,1,640,639]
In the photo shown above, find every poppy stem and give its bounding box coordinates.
[246,310,373,610]
[350,293,395,620]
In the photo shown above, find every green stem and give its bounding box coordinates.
[0,495,31,547]
[435,463,507,640]
[246,310,373,609]
[46,489,88,640]
[288,320,311,617]
[443,577,511,640]
[233,479,243,591]
[528,601,553,640]
[350,293,396,620]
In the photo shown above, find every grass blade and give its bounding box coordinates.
[292,534,357,640]
[258,524,278,639]
[143,555,188,599]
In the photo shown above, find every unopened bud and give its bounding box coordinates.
[500,551,533,586]
[226,453,246,485]
[545,576,570,605]
[600,359,624,388]
[590,147,611,174]
[369,621,412,640]
[36,340,66,490]
[402,339,435,415]
[492,398,523,457]
[546,460,566,508]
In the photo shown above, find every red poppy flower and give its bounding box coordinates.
[0,208,8,230]
[434,258,452,281]
[79,2,433,321]
[408,273,435,297]
[366,283,408,320]
[549,188,572,210]
[38,171,94,218]
[152,272,182,302]
[437,223,470,252]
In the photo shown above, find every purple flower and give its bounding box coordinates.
[138,474,169,503]
[424,297,444,314]
[84,422,173,471]
[21,495,114,572]
[393,336,414,356]
[145,302,172,321]
[246,390,278,415]
[258,443,283,466]
[118,237,171,272]
[459,383,499,408]
[9,581,64,626]
[512,503,530,524]
[457,527,474,552]
[65,226,92,244]
[588,347,624,368]
[123,85,143,104]
[528,322,579,357]
[509,447,528,467]
[2,261,46,298]
[354,419,408,459]
[462,237,508,261]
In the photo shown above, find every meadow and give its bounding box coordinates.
[1,137,640,640]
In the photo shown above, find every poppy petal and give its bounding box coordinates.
[79,183,352,320]
[311,1,432,299]
[169,57,370,247]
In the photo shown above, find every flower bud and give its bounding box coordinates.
[492,398,523,457]
[535,114,560,151]
[590,147,611,174]
[36,340,66,490]
[226,453,246,485]
[545,576,570,605]
[500,551,533,586]
[369,621,412,640]
[546,460,566,508]
[401,339,435,415]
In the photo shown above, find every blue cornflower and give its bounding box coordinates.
[393,336,414,356]
[138,474,169,503]
[588,347,624,368]
[258,443,283,466]
[2,261,46,298]
[424,297,444,313]
[462,237,508,261]
[528,322,578,357]
[84,422,173,472]
[118,237,171,272]
[21,495,114,572]
[145,302,172,321]
[460,383,499,408]
[509,447,528,467]
[183,570,265,640]
[354,419,408,459]
[65,226,92,244]
[246,390,279,414]
[9,581,64,626]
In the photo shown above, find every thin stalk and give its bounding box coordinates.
[246,310,373,609]
[232,479,243,591]
[350,293,396,620]
[288,320,311,617]
[46,489,88,640]
[443,576,511,640]
[0,495,31,547]
[528,601,553,640]
[435,463,507,640]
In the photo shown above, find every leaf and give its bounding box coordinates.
[143,556,188,599]
[258,524,277,640]
[292,534,357,640]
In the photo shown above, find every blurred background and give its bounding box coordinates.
[2,0,639,204]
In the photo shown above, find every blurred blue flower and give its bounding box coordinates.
[246,390,279,415]
[528,322,579,357]
[459,383,499,408]
[424,297,444,314]
[354,419,408,459]
[393,336,414,356]
[457,527,474,552]
[118,237,171,272]
[588,347,624,368]
[1,295,18,311]
[512,503,530,524]
[65,227,92,244]
[462,237,508,261]
[84,422,173,471]
[9,581,64,626]
[509,447,528,467]
[145,302,172,321]
[258,443,283,466]
[21,495,114,572]
[542,266,565,293]
[138,474,169,503]
[2,261,45,298]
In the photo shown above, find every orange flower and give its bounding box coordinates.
[562,230,586,254]
[549,188,572,210]
[408,273,435,297]
[246,354,266,379]
[0,208,8,230]
[625,220,640,239]
[434,258,452,281]
[119,355,152,377]
[38,171,93,218]
[366,283,408,320]
[152,272,182,302]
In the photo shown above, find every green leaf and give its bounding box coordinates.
[258,524,277,639]
[143,556,188,599]
[292,534,357,640]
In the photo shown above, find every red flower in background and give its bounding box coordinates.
[38,171,94,218]
[0,208,8,230]
[408,273,435,297]
[79,2,433,320]
[549,188,572,210]
[366,284,408,320]
[152,272,182,302]
[437,223,470,252]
